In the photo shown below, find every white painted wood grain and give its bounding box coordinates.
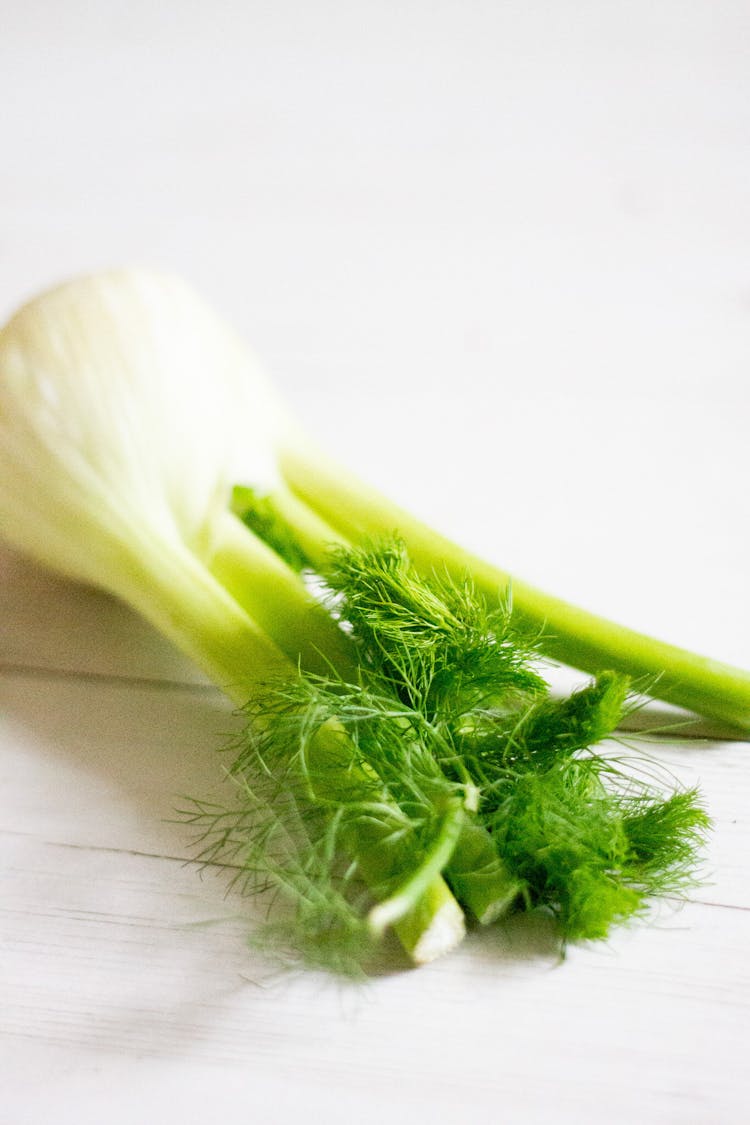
[2,2,750,1122]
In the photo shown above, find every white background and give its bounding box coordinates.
[1,3,749,1122]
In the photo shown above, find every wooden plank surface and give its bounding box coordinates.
[2,3,749,1122]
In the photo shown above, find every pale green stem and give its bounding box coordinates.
[207,508,357,679]
[446,822,522,923]
[270,481,350,565]
[295,717,466,961]
[276,436,750,730]
[366,798,466,937]
[392,876,466,963]
[111,529,288,705]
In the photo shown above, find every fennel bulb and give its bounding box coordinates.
[0,271,289,691]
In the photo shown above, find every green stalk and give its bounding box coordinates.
[276,436,750,731]
[269,481,350,564]
[388,877,466,963]
[444,822,522,924]
[366,798,466,937]
[302,719,466,959]
[207,509,356,679]
[105,529,288,705]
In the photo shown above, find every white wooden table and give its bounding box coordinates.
[2,4,749,1121]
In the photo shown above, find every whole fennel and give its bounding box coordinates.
[0,270,718,969]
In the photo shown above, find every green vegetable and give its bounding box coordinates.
[0,270,715,972]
